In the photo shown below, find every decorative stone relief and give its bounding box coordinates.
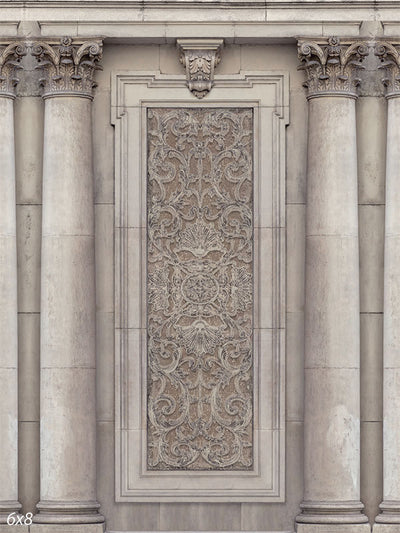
[375,41,400,97]
[298,36,369,98]
[0,42,26,97]
[31,36,102,98]
[177,39,223,99]
[146,107,253,470]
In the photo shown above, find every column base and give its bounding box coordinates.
[33,501,104,525]
[297,526,371,533]
[0,524,29,533]
[31,525,105,533]
[0,502,22,524]
[296,501,370,526]
[375,502,400,526]
[374,526,400,533]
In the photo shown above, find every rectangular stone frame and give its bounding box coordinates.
[111,70,288,502]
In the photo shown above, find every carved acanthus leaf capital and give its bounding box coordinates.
[298,36,369,99]
[177,38,223,99]
[31,37,103,99]
[375,41,400,98]
[0,42,26,98]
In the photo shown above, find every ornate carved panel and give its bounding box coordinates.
[113,70,288,501]
[146,108,253,470]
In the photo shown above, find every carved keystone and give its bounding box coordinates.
[177,38,223,99]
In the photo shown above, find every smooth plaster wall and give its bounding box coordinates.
[14,42,385,531]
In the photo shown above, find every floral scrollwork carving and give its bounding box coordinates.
[31,36,103,98]
[298,36,369,98]
[375,41,400,98]
[147,107,253,470]
[0,42,26,97]
[177,39,223,98]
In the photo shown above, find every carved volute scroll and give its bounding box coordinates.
[177,39,223,99]
[0,42,26,98]
[298,36,369,99]
[31,36,103,99]
[146,107,253,470]
[375,41,400,98]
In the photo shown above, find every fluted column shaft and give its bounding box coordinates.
[0,42,25,525]
[31,37,104,529]
[296,37,370,532]
[374,42,400,532]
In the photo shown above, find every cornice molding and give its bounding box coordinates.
[31,36,103,99]
[0,0,400,6]
[298,36,370,99]
[177,38,223,98]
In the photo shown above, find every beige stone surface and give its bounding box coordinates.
[0,28,392,533]
[93,89,114,205]
[14,96,43,205]
[357,96,386,205]
[241,421,303,531]
[287,204,305,314]
[41,235,95,368]
[30,526,104,533]
[18,421,39,516]
[17,205,41,314]
[361,421,383,523]
[303,367,361,502]
[42,98,94,236]
[359,205,385,313]
[40,367,97,501]
[96,311,114,422]
[286,311,304,422]
[306,97,358,237]
[97,421,160,532]
[18,313,40,422]
[95,204,114,314]
[361,313,383,422]
[297,526,371,533]
[0,527,28,533]
[374,526,400,533]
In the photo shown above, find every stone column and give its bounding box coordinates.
[0,41,25,526]
[31,37,104,532]
[296,37,370,532]
[374,41,400,533]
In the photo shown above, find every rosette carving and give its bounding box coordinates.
[31,37,102,98]
[298,36,369,98]
[177,39,223,98]
[0,42,26,97]
[375,41,400,97]
[147,107,253,470]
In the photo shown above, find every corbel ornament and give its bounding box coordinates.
[298,36,369,99]
[31,36,103,99]
[0,42,26,98]
[177,38,223,99]
[375,41,400,98]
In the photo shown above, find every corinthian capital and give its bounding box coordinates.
[177,38,223,99]
[0,42,26,98]
[375,41,400,98]
[31,37,103,99]
[298,36,369,99]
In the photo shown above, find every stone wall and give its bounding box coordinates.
[0,2,399,532]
